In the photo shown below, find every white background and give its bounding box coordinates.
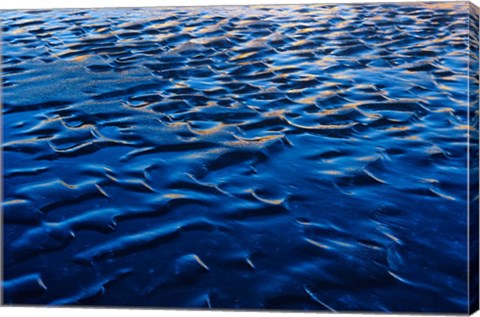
[0,0,478,316]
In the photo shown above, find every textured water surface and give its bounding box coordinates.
[1,2,476,312]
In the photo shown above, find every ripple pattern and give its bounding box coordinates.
[1,2,477,313]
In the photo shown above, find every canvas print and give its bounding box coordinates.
[1,1,479,313]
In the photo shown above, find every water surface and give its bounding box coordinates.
[1,2,474,312]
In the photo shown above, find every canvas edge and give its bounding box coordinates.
[468,1,480,315]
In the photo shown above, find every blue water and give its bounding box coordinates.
[1,2,474,312]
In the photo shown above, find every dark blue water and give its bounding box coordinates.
[1,2,477,313]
